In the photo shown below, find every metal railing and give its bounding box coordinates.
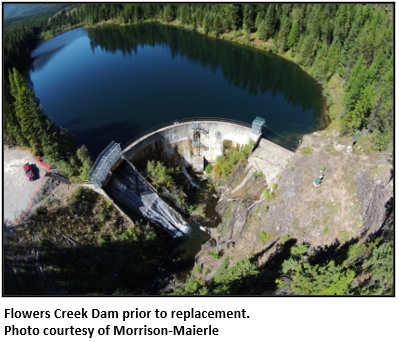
[90,141,123,188]
[121,117,252,150]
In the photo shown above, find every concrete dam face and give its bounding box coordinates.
[122,120,260,172]
[91,119,294,237]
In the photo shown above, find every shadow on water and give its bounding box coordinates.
[75,121,142,157]
[86,23,325,125]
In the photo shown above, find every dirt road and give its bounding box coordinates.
[3,147,50,226]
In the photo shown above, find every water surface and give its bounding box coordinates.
[27,23,326,156]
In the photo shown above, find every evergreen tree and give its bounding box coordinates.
[163,4,173,23]
[213,15,224,37]
[265,4,276,38]
[257,20,267,41]
[287,21,299,50]
[343,55,368,111]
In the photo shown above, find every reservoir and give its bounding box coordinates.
[26,23,326,157]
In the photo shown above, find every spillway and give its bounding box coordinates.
[105,160,190,238]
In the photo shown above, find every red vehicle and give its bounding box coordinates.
[23,163,34,181]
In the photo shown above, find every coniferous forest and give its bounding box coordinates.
[3,4,393,295]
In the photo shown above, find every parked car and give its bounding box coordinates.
[23,163,34,181]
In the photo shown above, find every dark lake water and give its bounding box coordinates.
[26,23,326,157]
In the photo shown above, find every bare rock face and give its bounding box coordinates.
[230,164,267,200]
[355,171,391,237]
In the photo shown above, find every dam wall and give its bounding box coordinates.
[123,120,259,171]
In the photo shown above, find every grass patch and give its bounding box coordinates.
[339,231,350,243]
[323,227,329,235]
[193,264,203,275]
[300,146,314,154]
[253,171,264,180]
[281,235,290,243]
[259,231,271,243]
[263,183,277,202]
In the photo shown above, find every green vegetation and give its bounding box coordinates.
[259,231,271,243]
[263,183,277,202]
[252,171,264,180]
[300,146,314,154]
[188,204,205,217]
[213,140,254,178]
[4,4,71,20]
[147,160,175,187]
[208,251,220,259]
[275,225,393,295]
[204,164,213,174]
[173,258,259,295]
[5,68,91,181]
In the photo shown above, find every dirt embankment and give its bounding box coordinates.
[194,129,393,280]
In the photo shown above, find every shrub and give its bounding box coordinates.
[213,140,255,178]
[204,164,213,174]
[253,171,264,180]
[193,264,203,275]
[263,188,275,201]
[71,188,82,203]
[208,251,220,259]
[259,231,271,243]
[147,160,174,187]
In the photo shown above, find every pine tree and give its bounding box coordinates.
[256,20,267,41]
[265,4,276,38]
[343,55,368,111]
[213,14,224,37]
[163,4,172,23]
[287,21,299,50]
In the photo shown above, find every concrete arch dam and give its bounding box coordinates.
[92,119,294,237]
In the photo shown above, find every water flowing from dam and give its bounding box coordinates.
[182,166,201,189]
[105,160,191,238]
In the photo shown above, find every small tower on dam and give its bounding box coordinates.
[251,116,266,135]
[191,121,209,172]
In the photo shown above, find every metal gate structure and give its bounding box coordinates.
[90,141,123,188]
